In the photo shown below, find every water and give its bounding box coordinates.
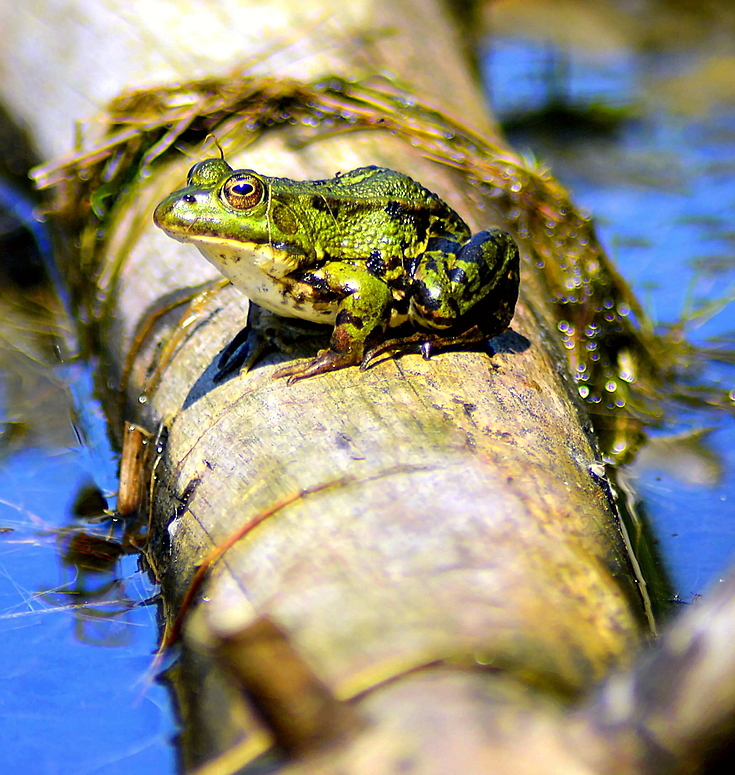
[0,207,176,771]
[486,30,735,599]
[0,453,174,775]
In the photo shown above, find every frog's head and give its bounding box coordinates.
[153,158,302,253]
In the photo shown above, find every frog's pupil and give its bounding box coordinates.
[232,182,254,195]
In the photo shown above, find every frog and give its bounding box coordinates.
[153,157,520,383]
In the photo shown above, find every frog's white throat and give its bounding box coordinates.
[186,234,294,277]
[191,236,338,325]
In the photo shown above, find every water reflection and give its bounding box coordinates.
[487,0,735,598]
[0,181,173,771]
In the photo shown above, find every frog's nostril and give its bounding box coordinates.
[182,194,197,204]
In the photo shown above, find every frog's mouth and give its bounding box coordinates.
[194,233,293,261]
[153,201,289,252]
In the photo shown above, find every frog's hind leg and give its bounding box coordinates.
[368,229,519,371]
[360,325,488,371]
[409,228,520,334]
[463,230,520,338]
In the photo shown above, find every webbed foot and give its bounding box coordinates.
[272,348,363,384]
[360,325,489,370]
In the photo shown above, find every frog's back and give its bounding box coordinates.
[269,167,456,216]
[249,166,473,265]
[321,166,450,210]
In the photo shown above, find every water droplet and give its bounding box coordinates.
[619,370,635,383]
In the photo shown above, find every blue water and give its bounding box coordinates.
[487,36,735,599]
[572,114,735,598]
[0,444,175,774]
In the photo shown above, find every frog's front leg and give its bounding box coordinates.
[214,304,328,383]
[273,262,393,384]
[409,229,520,333]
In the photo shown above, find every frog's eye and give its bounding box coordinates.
[222,174,264,210]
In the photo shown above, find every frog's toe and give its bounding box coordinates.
[361,333,425,370]
[361,325,493,370]
[273,349,361,384]
[214,326,263,383]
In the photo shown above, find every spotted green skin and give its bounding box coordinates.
[153,158,520,381]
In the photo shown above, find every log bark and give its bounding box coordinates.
[0,1,661,773]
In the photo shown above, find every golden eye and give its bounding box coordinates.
[222,173,264,210]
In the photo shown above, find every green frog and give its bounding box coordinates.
[153,158,520,383]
